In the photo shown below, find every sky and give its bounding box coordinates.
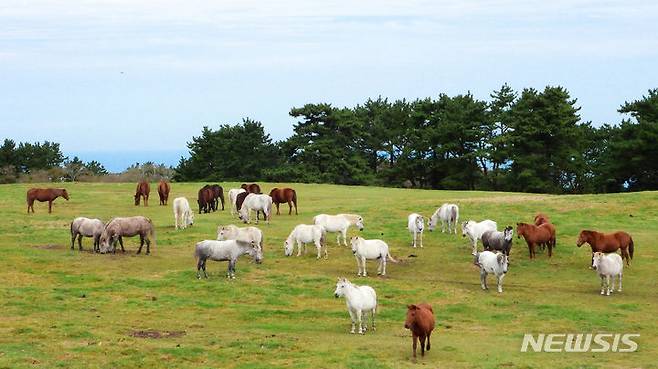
[1,0,657,171]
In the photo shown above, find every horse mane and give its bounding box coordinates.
[338,213,361,223]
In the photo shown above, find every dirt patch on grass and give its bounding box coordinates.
[129,330,186,339]
[33,244,64,250]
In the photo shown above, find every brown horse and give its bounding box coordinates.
[26,188,69,213]
[269,187,298,215]
[134,181,150,206]
[404,303,435,358]
[197,185,214,214]
[534,213,550,226]
[210,184,225,211]
[516,222,556,259]
[241,183,262,194]
[577,230,634,266]
[157,180,170,206]
[235,191,263,220]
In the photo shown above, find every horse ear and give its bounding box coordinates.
[497,253,504,263]
[408,304,417,310]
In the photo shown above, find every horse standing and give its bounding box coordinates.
[210,184,225,211]
[134,181,150,206]
[516,222,556,259]
[194,239,262,279]
[407,213,425,248]
[404,303,435,358]
[474,251,509,293]
[197,185,214,214]
[592,252,623,295]
[334,277,377,334]
[26,188,69,213]
[157,180,170,205]
[70,217,104,252]
[350,236,397,277]
[313,214,364,246]
[284,224,326,259]
[577,230,634,266]
[481,226,514,256]
[228,188,246,215]
[269,187,298,215]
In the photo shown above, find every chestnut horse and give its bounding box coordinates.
[269,187,298,215]
[210,184,225,211]
[241,183,262,194]
[577,230,634,266]
[534,213,550,226]
[26,188,69,213]
[197,185,214,214]
[404,303,435,358]
[158,180,170,206]
[516,222,556,259]
[134,181,150,206]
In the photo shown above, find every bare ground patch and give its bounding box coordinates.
[129,330,186,339]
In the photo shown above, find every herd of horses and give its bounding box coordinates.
[23,183,637,359]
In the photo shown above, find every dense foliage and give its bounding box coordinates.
[175,86,658,194]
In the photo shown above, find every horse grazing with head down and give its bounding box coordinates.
[134,181,150,206]
[241,183,261,194]
[157,180,170,205]
[269,187,298,215]
[26,188,69,213]
[516,222,556,259]
[577,230,634,266]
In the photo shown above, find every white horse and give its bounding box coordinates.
[462,219,497,253]
[228,188,246,216]
[350,236,397,277]
[284,224,326,259]
[238,194,273,224]
[313,213,364,246]
[194,239,263,279]
[407,213,425,248]
[474,250,509,293]
[592,252,623,296]
[333,277,377,334]
[428,203,459,234]
[217,224,263,249]
[70,217,104,252]
[173,197,194,230]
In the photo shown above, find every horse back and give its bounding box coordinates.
[413,305,435,333]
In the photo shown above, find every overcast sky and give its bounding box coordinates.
[1,0,657,156]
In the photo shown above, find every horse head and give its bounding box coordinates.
[334,277,348,298]
[61,189,70,200]
[576,230,589,247]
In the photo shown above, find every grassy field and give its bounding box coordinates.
[0,182,656,369]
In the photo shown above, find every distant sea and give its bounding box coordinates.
[65,150,189,173]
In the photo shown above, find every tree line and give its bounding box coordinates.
[175,85,658,194]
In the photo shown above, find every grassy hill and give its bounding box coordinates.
[0,183,656,368]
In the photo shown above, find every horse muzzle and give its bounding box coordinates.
[334,294,339,298]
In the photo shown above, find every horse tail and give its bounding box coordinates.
[291,189,298,213]
[629,237,634,259]
[147,218,157,250]
[387,252,398,263]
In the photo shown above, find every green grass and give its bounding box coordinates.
[0,182,656,368]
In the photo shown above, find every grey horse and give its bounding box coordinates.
[481,226,514,256]
[99,216,156,254]
[70,217,104,252]
[194,239,263,279]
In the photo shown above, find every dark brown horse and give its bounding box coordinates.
[577,230,634,266]
[534,213,550,226]
[235,191,263,220]
[517,222,556,259]
[210,184,225,211]
[157,180,170,205]
[197,185,214,214]
[404,303,435,358]
[269,187,298,215]
[26,188,69,213]
[134,181,150,206]
[241,183,262,194]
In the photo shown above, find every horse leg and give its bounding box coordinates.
[275,202,280,215]
[296,241,302,257]
[137,235,144,254]
[419,231,423,248]
[497,274,505,293]
[371,309,376,332]
[48,200,53,213]
[480,270,487,290]
[342,229,348,246]
[315,240,322,260]
[548,243,553,258]
[119,237,125,252]
[618,273,623,292]
[419,335,426,356]
[621,248,629,266]
[71,233,76,250]
[348,309,356,334]
[356,309,364,334]
[381,258,387,276]
[78,234,83,251]
[288,201,293,215]
[599,275,605,295]
[606,275,611,296]
[412,334,418,358]
[146,237,151,255]
[426,331,431,351]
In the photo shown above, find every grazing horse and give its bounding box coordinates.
[240,183,262,194]
[534,213,550,226]
[217,224,264,250]
[238,193,273,224]
[197,185,214,214]
[99,216,156,255]
[334,277,377,334]
[592,252,623,295]
[70,217,104,252]
[404,303,435,358]
[235,191,264,220]
[157,180,170,205]
[26,188,69,213]
[134,181,150,206]
[428,204,459,234]
[516,222,556,259]
[284,224,326,259]
[577,230,634,266]
[269,187,298,215]
[173,197,194,230]
[209,184,225,211]
[194,239,263,279]
[462,220,497,253]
